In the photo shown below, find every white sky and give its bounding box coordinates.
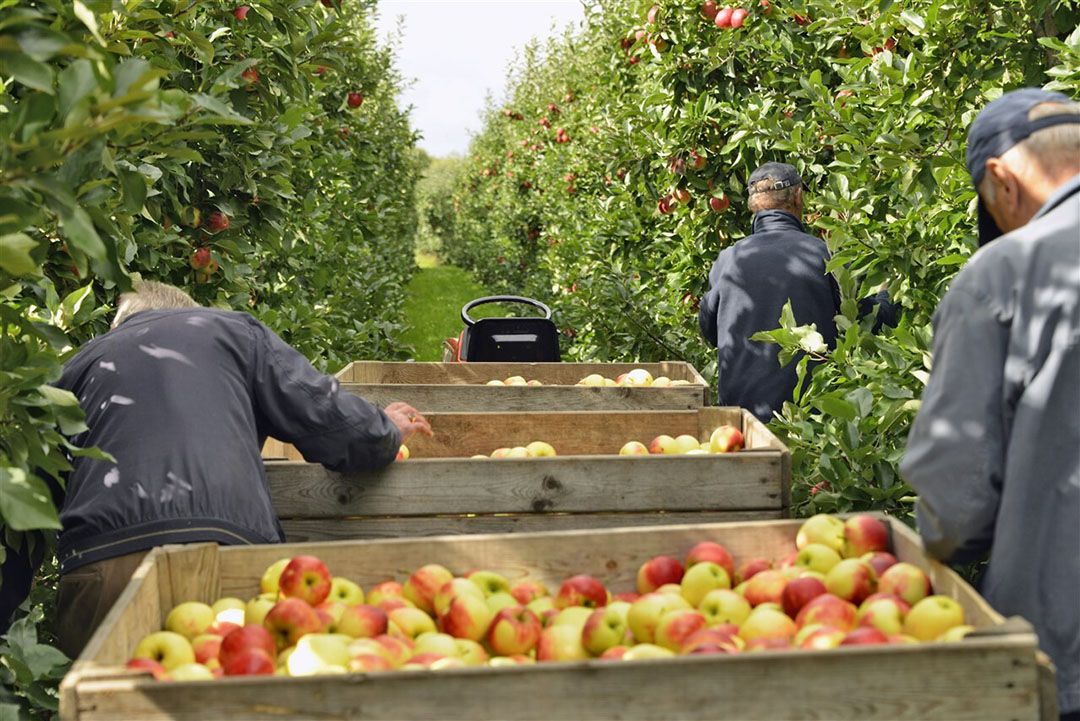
[374,1,586,158]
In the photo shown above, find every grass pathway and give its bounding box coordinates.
[400,253,489,361]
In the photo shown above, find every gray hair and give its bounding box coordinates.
[112,280,199,328]
[1020,101,1080,178]
[979,100,1080,204]
[748,178,802,215]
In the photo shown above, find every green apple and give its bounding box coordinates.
[467,570,512,597]
[796,514,845,553]
[627,592,690,644]
[680,561,731,607]
[165,602,215,640]
[698,588,751,627]
[133,631,195,671]
[903,595,966,641]
[525,441,557,457]
[486,592,518,614]
[794,543,842,574]
[622,643,675,660]
[259,558,291,595]
[536,624,588,661]
[581,602,630,656]
[413,632,460,658]
[327,577,365,605]
[670,434,702,454]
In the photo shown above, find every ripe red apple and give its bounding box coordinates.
[701,0,720,19]
[487,606,542,656]
[439,591,494,642]
[745,636,791,652]
[730,7,748,28]
[337,604,389,639]
[222,648,275,676]
[219,624,275,670]
[843,515,890,558]
[795,593,857,631]
[510,580,548,605]
[781,575,827,618]
[646,5,659,24]
[862,551,898,577]
[278,556,332,606]
[599,645,630,660]
[657,196,676,214]
[636,555,684,594]
[680,626,740,654]
[878,562,932,606]
[263,598,321,650]
[555,575,608,609]
[857,595,909,636]
[403,564,454,615]
[347,92,364,108]
[840,627,890,646]
[797,624,846,650]
[233,5,249,20]
[190,247,212,270]
[241,66,259,84]
[708,424,744,452]
[758,0,772,13]
[742,569,788,607]
[735,557,772,584]
[685,541,735,579]
[655,609,709,652]
[793,12,810,25]
[205,210,230,233]
[825,558,878,605]
[673,187,691,204]
[709,195,730,212]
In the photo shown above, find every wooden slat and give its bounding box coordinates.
[278,509,786,543]
[66,637,1042,721]
[339,382,708,412]
[336,361,709,386]
[266,453,784,518]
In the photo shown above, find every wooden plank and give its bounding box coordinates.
[159,543,220,607]
[340,382,708,413]
[66,638,1042,721]
[337,361,709,386]
[266,453,785,517]
[278,509,786,542]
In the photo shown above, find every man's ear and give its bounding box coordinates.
[983,157,1017,209]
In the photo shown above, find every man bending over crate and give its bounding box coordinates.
[1,280,432,658]
[902,89,1079,721]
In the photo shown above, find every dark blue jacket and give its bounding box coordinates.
[52,308,400,573]
[698,210,841,421]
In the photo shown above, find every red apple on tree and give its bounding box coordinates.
[347,92,364,108]
[730,8,748,28]
[233,5,249,20]
[241,66,259,85]
[714,6,733,28]
[709,195,730,213]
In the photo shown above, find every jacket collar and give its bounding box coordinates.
[1034,172,1080,221]
[751,209,806,235]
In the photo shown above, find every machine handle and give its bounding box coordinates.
[461,296,553,326]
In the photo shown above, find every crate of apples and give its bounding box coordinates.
[125,513,972,681]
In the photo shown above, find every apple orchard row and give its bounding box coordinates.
[126,513,972,680]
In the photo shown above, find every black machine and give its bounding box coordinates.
[445,296,561,363]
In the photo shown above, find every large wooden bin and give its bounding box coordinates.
[60,518,1056,720]
[263,407,790,542]
[330,361,710,412]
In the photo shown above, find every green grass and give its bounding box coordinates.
[400,260,489,360]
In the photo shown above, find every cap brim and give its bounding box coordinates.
[977,196,1003,247]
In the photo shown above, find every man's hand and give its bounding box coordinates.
[384,402,434,443]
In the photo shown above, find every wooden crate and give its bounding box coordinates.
[330,361,710,412]
[262,407,790,542]
[59,518,1056,721]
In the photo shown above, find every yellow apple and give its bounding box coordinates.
[133,631,195,670]
[165,602,215,640]
[525,441,557,457]
[260,558,291,595]
[169,662,215,681]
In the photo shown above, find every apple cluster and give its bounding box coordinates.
[576,368,695,388]
[125,514,971,681]
[620,424,744,456]
[485,376,544,386]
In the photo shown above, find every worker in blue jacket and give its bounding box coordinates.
[1,281,433,658]
[698,161,895,421]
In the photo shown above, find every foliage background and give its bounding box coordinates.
[442,0,1079,522]
[1,0,419,714]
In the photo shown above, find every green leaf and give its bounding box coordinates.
[73,0,107,46]
[0,51,54,93]
[0,234,38,276]
[58,204,105,259]
[813,395,858,421]
[58,59,97,119]
[0,468,61,532]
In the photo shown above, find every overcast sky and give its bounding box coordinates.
[374,1,586,158]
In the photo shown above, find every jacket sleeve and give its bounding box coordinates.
[698,253,726,347]
[250,321,400,473]
[857,290,900,332]
[900,285,1008,564]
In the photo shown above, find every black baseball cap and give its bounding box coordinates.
[748,162,804,196]
[966,88,1079,245]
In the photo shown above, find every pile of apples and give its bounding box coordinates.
[485,376,544,386]
[620,424,744,455]
[127,513,971,681]
[577,368,694,388]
